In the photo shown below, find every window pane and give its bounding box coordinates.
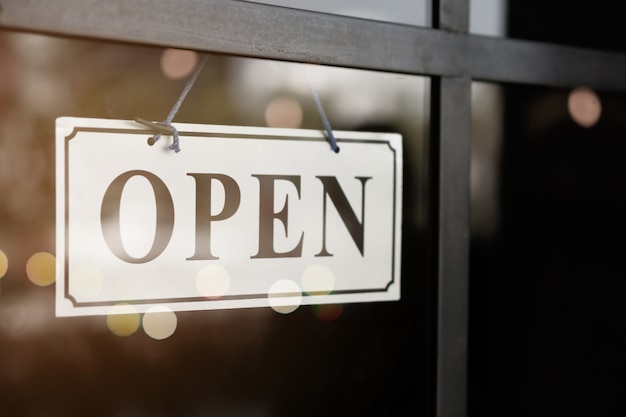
[0,31,432,416]
[471,0,626,54]
[470,0,507,37]
[508,0,625,53]
[243,0,430,27]
[470,81,626,416]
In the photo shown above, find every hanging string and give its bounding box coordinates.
[136,57,338,154]
[135,54,209,153]
[301,64,340,153]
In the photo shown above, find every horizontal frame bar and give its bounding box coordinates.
[2,0,626,91]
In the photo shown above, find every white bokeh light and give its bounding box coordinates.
[268,279,302,314]
[142,305,178,340]
[301,264,335,296]
[196,265,231,299]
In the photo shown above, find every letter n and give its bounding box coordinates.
[315,176,371,257]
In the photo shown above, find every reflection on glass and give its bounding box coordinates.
[25,251,56,287]
[106,303,141,337]
[267,279,302,314]
[264,96,303,128]
[0,249,7,278]
[567,87,601,128]
[471,82,504,238]
[312,303,344,322]
[142,305,177,340]
[195,264,231,299]
[301,264,335,296]
[160,48,198,80]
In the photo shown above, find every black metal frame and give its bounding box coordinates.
[3,1,626,416]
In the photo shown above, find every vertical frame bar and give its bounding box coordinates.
[432,1,471,417]
[432,76,471,417]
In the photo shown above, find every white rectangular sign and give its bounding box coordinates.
[56,117,402,316]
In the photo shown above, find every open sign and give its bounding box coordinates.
[56,117,402,316]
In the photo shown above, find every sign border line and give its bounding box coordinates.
[62,124,400,308]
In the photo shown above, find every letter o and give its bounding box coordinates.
[101,170,175,263]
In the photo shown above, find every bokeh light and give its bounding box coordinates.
[70,265,104,299]
[195,264,231,299]
[268,279,302,314]
[25,252,56,287]
[0,249,7,279]
[264,96,303,128]
[160,48,198,80]
[312,304,344,322]
[301,264,335,296]
[106,304,140,337]
[568,86,602,128]
[142,305,177,340]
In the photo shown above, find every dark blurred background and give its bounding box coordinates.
[469,1,626,416]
